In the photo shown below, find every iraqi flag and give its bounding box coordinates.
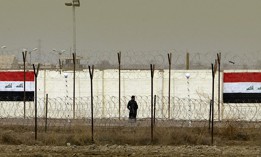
[0,71,34,101]
[223,72,261,103]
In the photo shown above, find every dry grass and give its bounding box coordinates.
[0,121,260,146]
[154,127,212,145]
[215,121,261,146]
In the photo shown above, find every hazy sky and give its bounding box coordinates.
[0,0,261,55]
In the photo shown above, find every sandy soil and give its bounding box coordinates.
[0,144,260,157]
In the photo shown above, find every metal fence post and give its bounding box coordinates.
[150,64,155,143]
[186,52,190,70]
[154,95,156,125]
[73,53,76,119]
[45,93,48,133]
[211,61,217,145]
[59,59,62,74]
[33,63,40,140]
[117,51,121,120]
[167,53,172,119]
[209,99,212,132]
[22,51,27,119]
[89,65,94,142]
[217,53,221,121]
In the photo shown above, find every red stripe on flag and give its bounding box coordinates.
[0,72,34,81]
[224,72,261,82]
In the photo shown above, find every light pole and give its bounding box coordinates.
[1,46,6,55]
[53,49,66,73]
[53,49,66,60]
[185,73,191,127]
[65,0,80,119]
[25,48,38,65]
[65,0,80,57]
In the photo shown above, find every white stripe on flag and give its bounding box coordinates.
[0,81,34,91]
[224,82,261,93]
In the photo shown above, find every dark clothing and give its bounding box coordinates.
[127,100,138,119]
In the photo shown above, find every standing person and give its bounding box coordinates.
[127,96,138,121]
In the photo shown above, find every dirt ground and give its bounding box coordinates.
[0,144,260,157]
[0,120,260,156]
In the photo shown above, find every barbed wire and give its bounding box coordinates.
[1,51,261,144]
[1,50,261,70]
[0,96,260,127]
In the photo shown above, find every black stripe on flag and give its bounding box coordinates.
[0,91,34,101]
[223,93,261,103]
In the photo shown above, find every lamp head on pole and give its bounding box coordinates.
[28,48,38,54]
[185,73,190,79]
[73,0,80,6]
[53,49,66,54]
[65,0,80,7]
[65,2,72,6]
[63,72,68,78]
[33,48,38,51]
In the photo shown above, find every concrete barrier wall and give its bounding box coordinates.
[35,69,218,120]
[0,69,260,121]
[36,69,219,99]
